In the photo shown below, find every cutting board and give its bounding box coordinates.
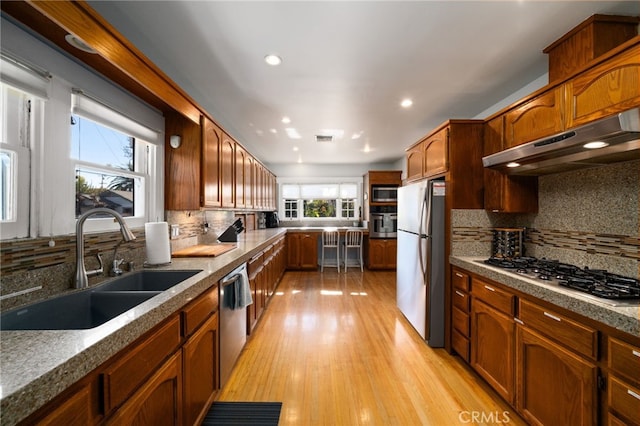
[172,243,237,258]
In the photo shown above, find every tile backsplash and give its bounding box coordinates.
[452,159,640,278]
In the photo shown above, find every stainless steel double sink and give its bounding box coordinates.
[0,270,202,331]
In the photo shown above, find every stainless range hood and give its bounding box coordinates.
[483,108,640,175]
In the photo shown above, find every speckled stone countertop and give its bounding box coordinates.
[451,256,639,337]
[283,226,369,233]
[0,228,286,425]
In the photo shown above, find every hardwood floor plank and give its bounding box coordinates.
[217,270,524,425]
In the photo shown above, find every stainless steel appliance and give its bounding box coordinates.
[482,107,640,175]
[372,186,398,202]
[396,179,445,346]
[219,263,249,387]
[482,257,640,306]
[369,212,397,238]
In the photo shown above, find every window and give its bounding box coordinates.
[280,181,360,221]
[71,115,143,218]
[0,83,34,238]
[70,91,160,232]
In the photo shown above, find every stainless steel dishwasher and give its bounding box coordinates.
[219,262,248,387]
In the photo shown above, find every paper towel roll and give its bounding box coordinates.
[145,222,171,265]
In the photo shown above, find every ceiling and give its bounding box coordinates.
[87,1,640,166]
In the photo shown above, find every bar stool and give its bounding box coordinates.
[321,229,340,272]
[343,229,364,272]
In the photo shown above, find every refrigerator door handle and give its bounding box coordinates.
[418,181,432,285]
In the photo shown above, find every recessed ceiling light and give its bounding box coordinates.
[282,116,291,124]
[297,156,302,164]
[269,128,277,134]
[285,128,301,139]
[401,98,413,108]
[264,54,282,66]
[507,162,520,168]
[293,146,299,151]
[351,131,363,140]
[65,34,97,54]
[583,141,609,149]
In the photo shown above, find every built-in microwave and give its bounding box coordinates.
[371,186,398,202]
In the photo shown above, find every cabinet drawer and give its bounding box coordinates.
[471,278,514,315]
[452,330,470,362]
[519,299,597,360]
[452,268,470,292]
[609,376,640,425]
[452,306,470,337]
[102,315,181,412]
[182,286,219,337]
[609,337,640,386]
[453,288,470,313]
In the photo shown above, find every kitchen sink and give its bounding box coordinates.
[97,270,202,292]
[0,290,160,330]
[0,269,203,330]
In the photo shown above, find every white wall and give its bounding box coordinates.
[268,161,399,178]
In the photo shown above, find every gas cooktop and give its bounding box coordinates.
[481,257,640,306]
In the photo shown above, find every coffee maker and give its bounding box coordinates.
[265,212,279,228]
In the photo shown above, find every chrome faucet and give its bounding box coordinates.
[75,208,136,289]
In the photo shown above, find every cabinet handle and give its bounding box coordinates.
[514,318,524,325]
[628,389,640,401]
[632,350,640,358]
[484,285,495,292]
[455,290,465,298]
[455,272,463,278]
[543,311,561,322]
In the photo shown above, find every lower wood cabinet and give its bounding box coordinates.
[516,326,597,426]
[366,238,397,269]
[248,237,285,334]
[183,313,219,425]
[286,233,318,270]
[471,299,515,404]
[37,384,94,426]
[106,351,183,425]
[607,337,640,425]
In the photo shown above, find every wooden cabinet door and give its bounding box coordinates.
[505,86,565,148]
[383,239,397,268]
[201,116,221,208]
[165,112,201,210]
[235,143,246,208]
[565,43,640,129]
[367,239,385,269]
[471,299,515,404]
[245,155,254,209]
[406,142,424,182]
[286,234,300,268]
[183,313,218,426]
[38,385,93,426]
[299,233,318,270]
[106,351,183,426]
[253,162,262,210]
[220,134,235,208]
[516,326,596,426]
[424,128,448,177]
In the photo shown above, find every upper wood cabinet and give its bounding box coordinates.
[565,42,640,129]
[165,112,202,210]
[406,143,424,182]
[220,134,235,208]
[235,144,247,209]
[201,116,222,208]
[504,86,565,149]
[483,116,538,213]
[423,128,448,177]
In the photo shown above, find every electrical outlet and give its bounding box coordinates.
[170,224,180,239]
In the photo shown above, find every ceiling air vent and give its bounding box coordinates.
[315,135,333,143]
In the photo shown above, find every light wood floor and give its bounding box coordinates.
[217,270,524,425]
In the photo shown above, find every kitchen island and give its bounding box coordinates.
[0,228,286,425]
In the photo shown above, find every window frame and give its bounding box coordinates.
[278,178,361,222]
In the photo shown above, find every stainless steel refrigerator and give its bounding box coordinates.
[396,179,445,347]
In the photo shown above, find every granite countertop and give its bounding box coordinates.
[0,228,286,425]
[450,256,640,337]
[283,226,369,233]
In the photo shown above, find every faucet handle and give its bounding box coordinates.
[112,258,125,276]
[86,253,104,278]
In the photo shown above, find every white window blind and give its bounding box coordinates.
[0,53,51,99]
[300,184,339,199]
[71,90,162,145]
